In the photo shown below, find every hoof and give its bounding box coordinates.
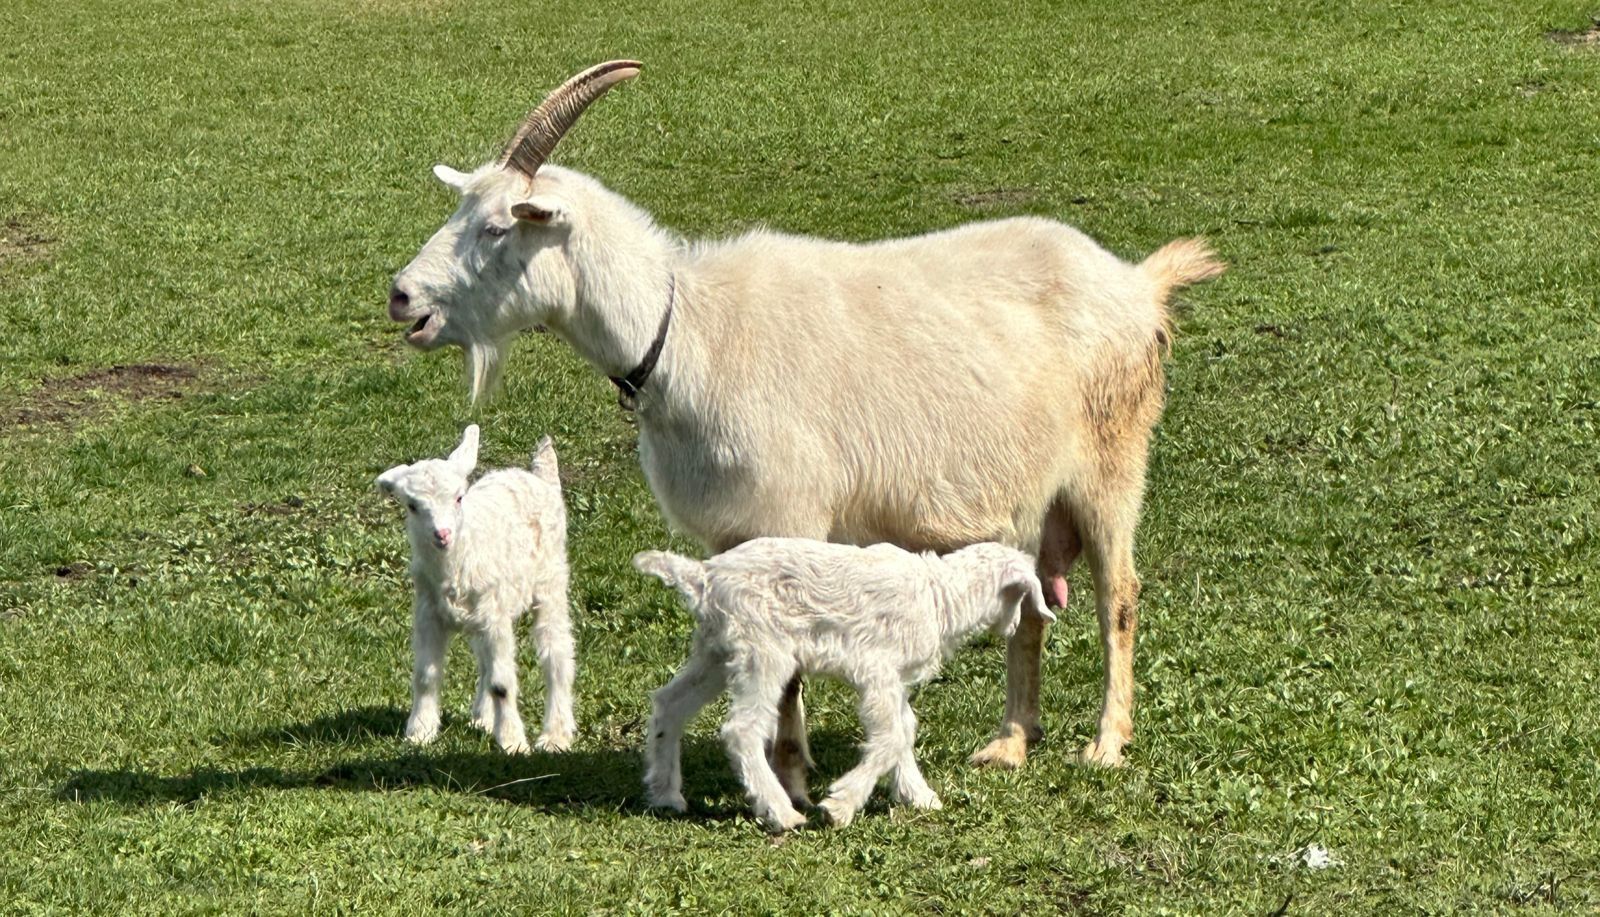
[403,719,440,746]
[647,791,688,813]
[534,731,573,753]
[762,806,808,833]
[968,733,1028,770]
[818,796,856,828]
[1078,738,1126,768]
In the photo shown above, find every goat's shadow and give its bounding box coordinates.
[55,705,865,819]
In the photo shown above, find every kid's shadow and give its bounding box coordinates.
[57,705,647,811]
[57,707,867,818]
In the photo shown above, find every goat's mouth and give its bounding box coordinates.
[404,312,444,348]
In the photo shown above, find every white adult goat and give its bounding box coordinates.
[387,61,1224,795]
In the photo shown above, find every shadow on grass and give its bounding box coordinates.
[59,704,645,810]
[222,704,410,747]
[56,705,867,819]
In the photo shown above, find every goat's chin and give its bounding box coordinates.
[464,340,508,404]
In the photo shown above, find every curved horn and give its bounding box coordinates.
[499,60,643,178]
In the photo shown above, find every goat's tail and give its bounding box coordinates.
[1140,237,1226,302]
[633,550,707,611]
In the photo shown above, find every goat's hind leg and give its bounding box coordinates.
[771,675,815,808]
[820,674,911,827]
[723,659,807,832]
[472,622,530,754]
[888,695,940,811]
[531,581,577,752]
[971,497,1078,769]
[644,647,727,812]
[1079,486,1143,768]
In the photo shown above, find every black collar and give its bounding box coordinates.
[608,274,674,412]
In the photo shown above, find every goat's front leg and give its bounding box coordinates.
[405,596,449,745]
[472,621,529,754]
[644,647,727,812]
[888,694,941,811]
[470,669,492,733]
[820,673,910,827]
[531,581,577,752]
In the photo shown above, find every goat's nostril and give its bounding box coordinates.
[388,286,410,318]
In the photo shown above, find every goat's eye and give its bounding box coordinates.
[407,501,418,513]
[484,224,508,238]
[455,494,463,505]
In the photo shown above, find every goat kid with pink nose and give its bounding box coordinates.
[377,425,577,754]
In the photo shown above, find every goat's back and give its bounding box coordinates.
[651,218,1188,552]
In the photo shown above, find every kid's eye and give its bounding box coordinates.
[407,501,418,512]
[484,224,508,238]
[455,494,463,505]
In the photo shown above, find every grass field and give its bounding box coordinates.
[3,0,1599,911]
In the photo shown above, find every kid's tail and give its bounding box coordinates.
[633,550,707,609]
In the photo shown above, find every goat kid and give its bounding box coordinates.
[377,425,576,754]
[636,539,1054,831]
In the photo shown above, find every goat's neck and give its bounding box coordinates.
[554,207,680,379]
[933,566,1007,647]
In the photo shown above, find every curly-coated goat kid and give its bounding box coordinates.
[377,425,576,754]
[635,539,1054,831]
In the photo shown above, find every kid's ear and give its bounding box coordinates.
[449,424,480,475]
[376,467,403,498]
[1003,569,1056,624]
[529,434,559,484]
[511,195,568,227]
[1020,572,1056,624]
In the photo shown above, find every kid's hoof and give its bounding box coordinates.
[535,731,573,753]
[762,806,808,832]
[647,791,688,813]
[818,797,857,827]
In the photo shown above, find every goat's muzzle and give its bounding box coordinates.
[389,284,444,348]
[388,286,413,321]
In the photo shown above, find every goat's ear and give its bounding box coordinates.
[511,195,568,227]
[1004,569,1056,624]
[376,467,404,499]
[432,164,470,192]
[449,424,480,474]
[1028,577,1057,624]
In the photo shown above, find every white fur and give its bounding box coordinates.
[377,425,576,753]
[634,539,1053,831]
[390,149,1223,775]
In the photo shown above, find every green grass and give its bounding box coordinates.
[3,0,1599,911]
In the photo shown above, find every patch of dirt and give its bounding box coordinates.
[954,187,1037,209]
[54,562,92,580]
[1547,19,1600,47]
[4,363,199,432]
[0,215,55,271]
